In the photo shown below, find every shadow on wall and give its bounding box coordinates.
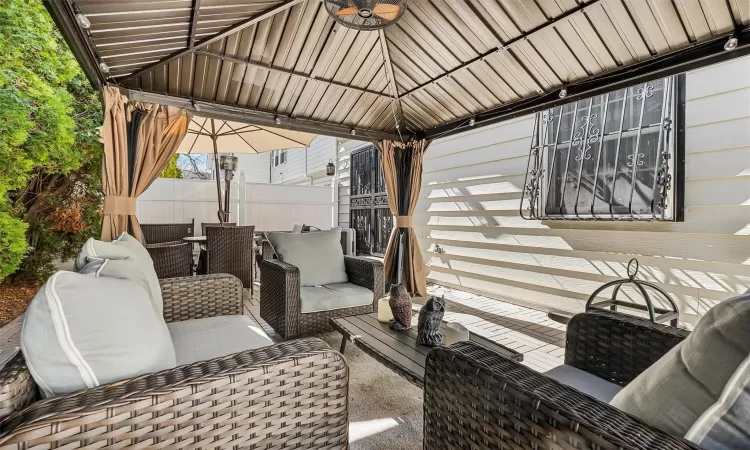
[414,172,750,323]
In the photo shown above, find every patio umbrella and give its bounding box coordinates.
[177,117,317,223]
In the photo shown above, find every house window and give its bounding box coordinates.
[272,149,287,167]
[521,75,683,221]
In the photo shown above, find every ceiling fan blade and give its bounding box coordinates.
[373,3,400,21]
[335,7,359,16]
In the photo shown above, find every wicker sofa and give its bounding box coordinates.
[0,274,349,449]
[423,310,698,450]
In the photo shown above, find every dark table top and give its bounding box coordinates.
[182,236,206,242]
[331,312,523,388]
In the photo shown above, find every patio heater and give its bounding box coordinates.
[220,155,238,222]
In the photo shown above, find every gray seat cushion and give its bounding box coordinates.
[300,282,373,313]
[21,270,176,397]
[267,228,347,287]
[544,364,622,402]
[611,290,750,449]
[167,315,273,366]
[74,233,162,313]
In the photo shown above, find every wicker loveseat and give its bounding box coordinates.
[423,311,698,450]
[0,274,349,449]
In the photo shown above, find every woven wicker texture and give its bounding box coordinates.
[146,241,194,279]
[565,310,690,386]
[160,274,243,322]
[200,222,236,236]
[205,225,254,290]
[141,220,195,244]
[423,314,699,450]
[0,338,349,449]
[0,355,34,422]
[260,256,384,339]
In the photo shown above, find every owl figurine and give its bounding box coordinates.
[388,283,412,331]
[416,296,446,346]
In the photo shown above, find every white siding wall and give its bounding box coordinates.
[336,138,371,228]
[271,136,337,184]
[236,153,270,184]
[416,57,750,325]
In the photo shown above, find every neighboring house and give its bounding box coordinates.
[262,135,371,229]
[270,136,338,186]
[415,56,750,325]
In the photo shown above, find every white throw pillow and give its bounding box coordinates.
[267,228,347,287]
[21,270,176,397]
[74,233,162,313]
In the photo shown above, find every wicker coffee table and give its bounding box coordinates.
[331,313,523,388]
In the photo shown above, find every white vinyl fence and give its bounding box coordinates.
[137,178,335,234]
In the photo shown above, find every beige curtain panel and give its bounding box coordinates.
[100,85,190,241]
[380,139,429,297]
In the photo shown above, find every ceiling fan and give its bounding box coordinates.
[323,0,407,30]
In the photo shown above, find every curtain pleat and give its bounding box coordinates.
[100,85,191,241]
[380,139,429,297]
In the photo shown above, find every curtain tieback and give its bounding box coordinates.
[395,215,413,228]
[103,196,136,215]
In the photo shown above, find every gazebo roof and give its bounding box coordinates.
[47,0,749,140]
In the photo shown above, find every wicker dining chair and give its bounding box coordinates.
[200,221,236,236]
[0,274,349,449]
[423,310,697,450]
[140,219,195,244]
[204,225,254,293]
[145,241,193,279]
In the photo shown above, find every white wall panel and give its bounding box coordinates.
[137,179,335,234]
[417,56,750,324]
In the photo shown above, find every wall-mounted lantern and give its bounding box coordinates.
[326,159,336,176]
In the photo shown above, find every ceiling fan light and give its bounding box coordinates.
[325,0,407,31]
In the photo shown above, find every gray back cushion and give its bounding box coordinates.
[21,269,176,397]
[75,233,162,313]
[267,228,347,287]
[611,290,750,449]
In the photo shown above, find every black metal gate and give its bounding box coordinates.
[350,145,393,256]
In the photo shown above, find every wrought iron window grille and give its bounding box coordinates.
[350,144,393,256]
[521,75,683,221]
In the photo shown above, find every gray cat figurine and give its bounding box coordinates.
[416,296,446,346]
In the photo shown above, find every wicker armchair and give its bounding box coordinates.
[260,256,384,339]
[145,241,193,279]
[423,310,696,450]
[140,219,195,244]
[0,274,349,450]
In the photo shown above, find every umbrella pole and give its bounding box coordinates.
[211,119,225,224]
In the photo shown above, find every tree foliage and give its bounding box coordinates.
[0,0,103,281]
[160,154,184,179]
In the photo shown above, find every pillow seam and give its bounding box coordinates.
[46,272,100,389]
